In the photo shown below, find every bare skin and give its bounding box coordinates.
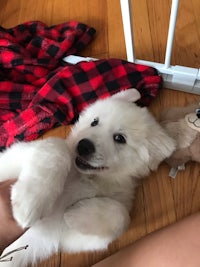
[92,212,200,267]
[0,180,25,255]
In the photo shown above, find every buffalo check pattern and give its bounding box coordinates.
[0,21,162,150]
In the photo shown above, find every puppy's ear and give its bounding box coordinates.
[148,127,176,171]
[112,89,141,103]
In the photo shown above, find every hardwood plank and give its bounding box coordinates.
[173,0,200,67]
[129,0,171,63]
[130,0,156,61]
[32,253,61,267]
[42,125,68,139]
[107,0,126,59]
[142,165,177,233]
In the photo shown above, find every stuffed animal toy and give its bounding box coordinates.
[160,102,200,177]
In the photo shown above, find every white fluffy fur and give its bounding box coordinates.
[0,89,176,266]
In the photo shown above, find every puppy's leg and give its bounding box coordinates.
[8,138,71,228]
[62,197,130,252]
[12,138,71,228]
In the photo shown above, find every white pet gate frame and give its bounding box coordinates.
[120,0,200,94]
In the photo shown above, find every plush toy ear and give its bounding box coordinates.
[112,88,141,103]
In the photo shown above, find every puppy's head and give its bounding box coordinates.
[67,89,176,179]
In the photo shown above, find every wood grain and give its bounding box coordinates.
[0,0,199,266]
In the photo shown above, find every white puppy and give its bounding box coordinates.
[0,89,176,266]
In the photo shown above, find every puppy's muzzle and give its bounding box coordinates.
[77,138,95,157]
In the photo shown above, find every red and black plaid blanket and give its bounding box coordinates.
[0,21,162,151]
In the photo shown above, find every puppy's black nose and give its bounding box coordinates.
[77,138,95,156]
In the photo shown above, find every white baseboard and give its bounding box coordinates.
[135,60,200,95]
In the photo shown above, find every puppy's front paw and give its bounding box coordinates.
[11,181,43,228]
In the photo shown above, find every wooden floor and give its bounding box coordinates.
[0,0,200,266]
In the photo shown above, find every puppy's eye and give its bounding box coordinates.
[91,117,99,127]
[113,134,126,144]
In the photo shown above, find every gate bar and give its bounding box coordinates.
[120,0,135,62]
[119,0,200,94]
[164,0,180,69]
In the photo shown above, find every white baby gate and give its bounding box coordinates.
[120,0,200,94]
